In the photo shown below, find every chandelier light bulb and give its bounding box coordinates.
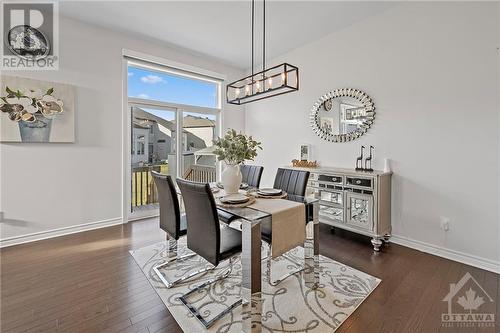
[281,72,286,86]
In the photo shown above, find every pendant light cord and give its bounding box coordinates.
[251,0,254,87]
[263,0,265,73]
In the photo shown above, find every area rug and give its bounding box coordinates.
[130,237,380,333]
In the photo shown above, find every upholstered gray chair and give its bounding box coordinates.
[262,168,310,286]
[240,164,264,188]
[151,172,191,288]
[176,178,243,328]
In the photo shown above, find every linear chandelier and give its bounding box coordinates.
[226,0,299,105]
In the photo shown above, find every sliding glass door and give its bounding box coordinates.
[130,105,177,218]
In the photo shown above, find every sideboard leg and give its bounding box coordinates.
[383,234,391,244]
[371,237,383,252]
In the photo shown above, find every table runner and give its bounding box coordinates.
[215,190,305,258]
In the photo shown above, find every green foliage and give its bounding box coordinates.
[213,129,262,165]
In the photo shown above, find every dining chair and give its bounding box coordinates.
[176,178,243,328]
[240,164,264,188]
[151,171,194,288]
[262,168,310,286]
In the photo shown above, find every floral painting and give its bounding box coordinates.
[0,76,75,142]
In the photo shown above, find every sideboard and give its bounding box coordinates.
[287,166,392,251]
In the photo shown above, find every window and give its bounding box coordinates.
[128,64,219,108]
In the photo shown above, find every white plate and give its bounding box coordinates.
[217,182,249,189]
[258,188,282,195]
[220,194,249,204]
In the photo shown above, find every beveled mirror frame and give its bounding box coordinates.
[309,88,375,142]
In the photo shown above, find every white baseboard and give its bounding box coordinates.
[391,235,500,274]
[0,217,124,248]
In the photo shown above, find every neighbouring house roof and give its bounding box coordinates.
[194,146,215,156]
[183,114,215,128]
[132,107,174,130]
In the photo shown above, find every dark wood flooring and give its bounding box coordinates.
[1,219,498,333]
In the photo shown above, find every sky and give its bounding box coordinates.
[127,65,218,110]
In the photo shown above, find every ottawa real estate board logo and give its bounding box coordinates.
[441,272,495,328]
[1,1,59,70]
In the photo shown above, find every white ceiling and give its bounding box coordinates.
[60,1,396,70]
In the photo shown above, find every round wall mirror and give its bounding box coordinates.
[309,88,375,142]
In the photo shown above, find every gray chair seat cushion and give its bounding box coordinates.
[219,224,242,261]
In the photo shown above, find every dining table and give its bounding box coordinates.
[212,185,320,333]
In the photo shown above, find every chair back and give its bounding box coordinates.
[240,165,264,188]
[273,168,310,197]
[151,172,182,239]
[176,178,221,266]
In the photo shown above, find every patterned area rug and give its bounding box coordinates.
[130,238,380,333]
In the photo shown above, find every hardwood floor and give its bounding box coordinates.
[1,219,498,333]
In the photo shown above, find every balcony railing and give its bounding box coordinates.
[183,164,217,183]
[131,165,163,208]
[132,163,216,209]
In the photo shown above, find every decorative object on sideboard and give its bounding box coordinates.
[364,146,374,172]
[383,158,391,173]
[355,146,365,171]
[226,0,299,105]
[0,75,75,142]
[299,143,311,161]
[213,129,262,194]
[310,88,375,142]
[291,159,318,168]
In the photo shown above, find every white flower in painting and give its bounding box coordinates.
[6,96,38,114]
[37,94,64,118]
[24,89,43,99]
[140,75,164,84]
[20,110,36,122]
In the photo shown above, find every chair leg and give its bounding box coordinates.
[165,234,178,258]
[265,245,305,287]
[179,256,242,328]
[154,236,207,289]
[153,253,205,288]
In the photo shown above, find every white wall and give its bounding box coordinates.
[246,2,500,269]
[0,15,245,243]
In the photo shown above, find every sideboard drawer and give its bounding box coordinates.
[346,177,373,188]
[318,174,343,184]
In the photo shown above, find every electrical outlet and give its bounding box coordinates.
[440,217,450,231]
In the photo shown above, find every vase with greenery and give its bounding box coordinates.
[213,129,262,194]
